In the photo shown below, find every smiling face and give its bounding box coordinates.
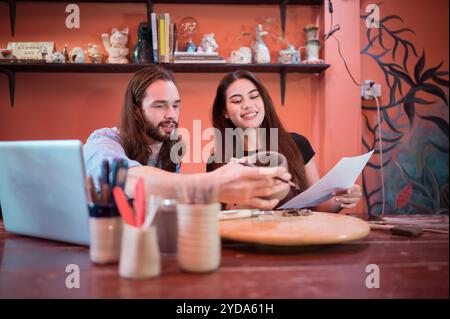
[224,79,265,129]
[141,80,180,143]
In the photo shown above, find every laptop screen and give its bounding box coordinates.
[0,140,90,245]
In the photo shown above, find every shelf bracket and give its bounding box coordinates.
[0,67,16,108]
[144,0,153,19]
[279,67,286,106]
[279,0,289,38]
[7,0,16,36]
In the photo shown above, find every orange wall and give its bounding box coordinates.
[0,3,322,173]
[1,1,365,211]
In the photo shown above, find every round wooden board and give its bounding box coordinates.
[220,211,370,246]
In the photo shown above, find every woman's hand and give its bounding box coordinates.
[333,184,362,209]
[210,161,291,210]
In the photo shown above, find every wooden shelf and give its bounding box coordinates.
[4,0,323,5]
[1,0,326,107]
[0,62,329,73]
[0,62,329,107]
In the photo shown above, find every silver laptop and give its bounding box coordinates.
[0,140,90,245]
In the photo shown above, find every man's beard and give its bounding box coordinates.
[145,120,178,142]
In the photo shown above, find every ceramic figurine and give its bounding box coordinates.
[101,27,130,64]
[62,44,70,63]
[49,51,66,63]
[0,49,13,60]
[200,33,218,53]
[70,47,85,63]
[304,24,319,41]
[39,47,48,61]
[132,22,151,64]
[278,45,301,64]
[252,24,270,64]
[229,47,252,64]
[87,43,104,63]
[300,39,323,64]
[301,24,323,64]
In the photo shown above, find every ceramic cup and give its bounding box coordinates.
[229,47,252,64]
[176,203,221,273]
[119,223,161,280]
[304,24,319,41]
[300,39,321,62]
[88,203,123,264]
[155,199,178,254]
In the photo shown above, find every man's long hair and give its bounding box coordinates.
[119,65,180,172]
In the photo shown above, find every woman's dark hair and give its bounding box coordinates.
[119,65,180,172]
[211,70,308,192]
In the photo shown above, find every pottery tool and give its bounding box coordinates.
[369,224,449,237]
[218,209,273,221]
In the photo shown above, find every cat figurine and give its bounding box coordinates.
[101,27,129,64]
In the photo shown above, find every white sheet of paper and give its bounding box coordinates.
[279,150,374,209]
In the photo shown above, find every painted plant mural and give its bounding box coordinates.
[361,8,449,216]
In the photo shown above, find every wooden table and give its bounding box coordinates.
[0,215,448,299]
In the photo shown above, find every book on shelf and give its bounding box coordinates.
[158,13,165,63]
[150,12,158,63]
[164,13,170,63]
[173,59,226,64]
[174,51,219,57]
[174,56,224,61]
[169,22,174,63]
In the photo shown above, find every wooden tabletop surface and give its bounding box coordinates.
[0,215,448,299]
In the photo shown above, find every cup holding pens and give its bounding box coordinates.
[88,203,123,264]
[119,223,161,280]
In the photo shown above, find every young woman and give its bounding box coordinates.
[207,70,362,212]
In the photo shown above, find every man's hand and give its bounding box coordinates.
[212,161,291,210]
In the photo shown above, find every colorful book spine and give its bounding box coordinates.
[173,23,178,53]
[169,23,174,63]
[150,12,158,63]
[164,13,170,64]
[159,13,165,63]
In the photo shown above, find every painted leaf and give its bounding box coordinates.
[388,64,415,86]
[391,28,414,35]
[403,100,415,128]
[430,141,449,153]
[420,61,443,83]
[381,15,404,24]
[419,83,449,105]
[396,182,413,209]
[418,115,449,137]
[412,97,436,105]
[431,75,449,88]
[414,51,426,83]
